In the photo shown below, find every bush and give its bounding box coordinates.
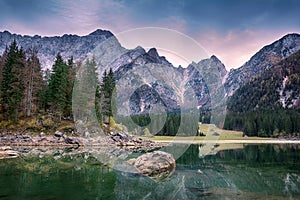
[109,117,122,132]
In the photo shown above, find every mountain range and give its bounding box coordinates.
[0,30,299,116]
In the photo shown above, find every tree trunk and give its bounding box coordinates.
[14,107,18,123]
[26,64,34,117]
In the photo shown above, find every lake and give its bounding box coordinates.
[0,144,299,199]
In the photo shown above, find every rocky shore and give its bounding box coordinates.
[0,131,160,147]
[0,131,164,159]
[0,131,175,181]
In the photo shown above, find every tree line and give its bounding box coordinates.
[117,111,200,136]
[0,40,45,122]
[224,109,300,137]
[0,40,115,129]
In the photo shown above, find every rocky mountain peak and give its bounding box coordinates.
[210,55,227,74]
[281,33,300,41]
[134,46,146,53]
[192,55,227,77]
[210,55,220,61]
[147,48,159,59]
[263,33,300,58]
[88,29,114,38]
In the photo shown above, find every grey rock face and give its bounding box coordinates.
[113,50,227,115]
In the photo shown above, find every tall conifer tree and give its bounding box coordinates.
[1,40,26,122]
[48,53,68,117]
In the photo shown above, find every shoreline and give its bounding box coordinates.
[152,139,300,144]
[1,137,299,160]
[1,138,300,147]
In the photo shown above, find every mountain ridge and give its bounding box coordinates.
[227,49,300,113]
[0,29,114,71]
[225,33,300,95]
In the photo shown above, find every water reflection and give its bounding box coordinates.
[0,144,299,199]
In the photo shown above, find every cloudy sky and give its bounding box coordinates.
[0,0,300,69]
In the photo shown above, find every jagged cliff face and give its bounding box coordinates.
[184,55,227,109]
[225,33,300,96]
[0,29,113,70]
[109,46,227,114]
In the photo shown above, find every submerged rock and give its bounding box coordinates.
[128,151,176,181]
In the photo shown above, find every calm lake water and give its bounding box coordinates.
[0,144,300,200]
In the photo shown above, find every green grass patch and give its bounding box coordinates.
[140,124,275,142]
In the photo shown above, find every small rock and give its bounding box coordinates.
[23,135,31,139]
[64,136,81,146]
[39,132,45,137]
[0,132,7,137]
[0,146,12,151]
[54,131,63,138]
[38,137,49,143]
[125,142,135,146]
[22,135,32,142]
[0,146,19,159]
[134,138,143,143]
[112,136,121,142]
[84,131,90,138]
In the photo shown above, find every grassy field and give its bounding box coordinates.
[137,124,300,155]
[140,124,300,144]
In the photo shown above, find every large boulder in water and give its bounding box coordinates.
[128,151,176,181]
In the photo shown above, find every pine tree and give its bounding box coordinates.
[0,48,7,119]
[95,84,102,122]
[65,57,75,117]
[99,68,116,124]
[48,53,68,117]
[73,58,98,122]
[1,40,26,122]
[243,119,256,136]
[23,48,44,117]
[38,68,51,112]
[0,46,8,87]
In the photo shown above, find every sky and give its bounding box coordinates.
[0,0,300,69]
